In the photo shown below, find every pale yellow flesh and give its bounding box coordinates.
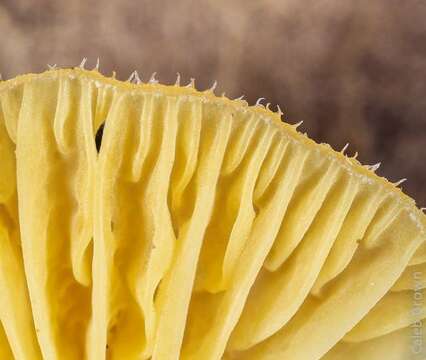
[343,288,426,342]
[392,262,426,291]
[322,325,426,360]
[0,69,425,360]
[0,321,13,360]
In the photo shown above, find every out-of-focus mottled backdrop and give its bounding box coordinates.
[1,0,425,204]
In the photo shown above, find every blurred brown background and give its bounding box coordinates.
[1,0,425,205]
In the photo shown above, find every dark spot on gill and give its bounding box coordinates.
[153,284,160,302]
[95,123,105,152]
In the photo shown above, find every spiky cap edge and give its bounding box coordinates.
[1,65,425,234]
